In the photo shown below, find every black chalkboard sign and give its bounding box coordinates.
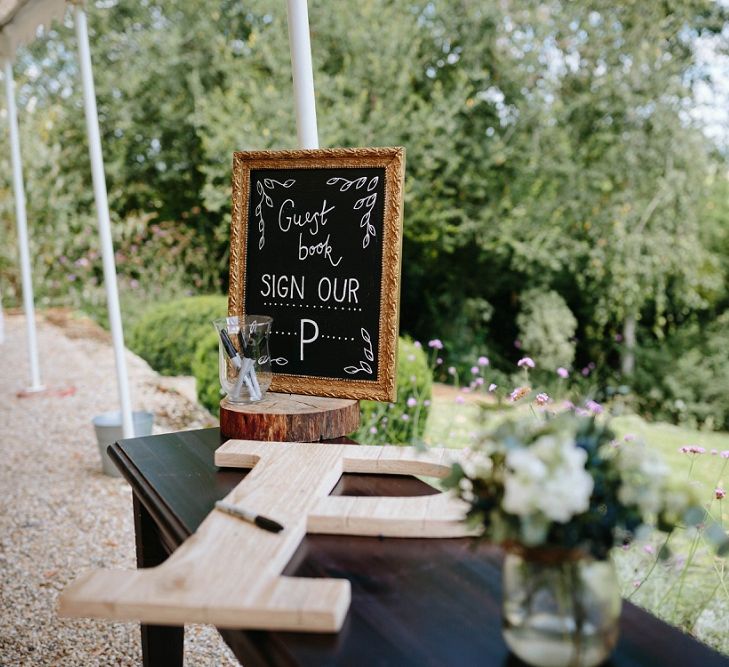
[228,147,405,401]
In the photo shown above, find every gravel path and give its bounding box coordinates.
[0,312,237,666]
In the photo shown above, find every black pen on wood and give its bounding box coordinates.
[214,501,284,533]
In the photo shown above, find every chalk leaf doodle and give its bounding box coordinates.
[326,176,379,248]
[258,355,289,367]
[255,178,295,249]
[344,328,375,375]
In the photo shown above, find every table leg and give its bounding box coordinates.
[133,493,184,667]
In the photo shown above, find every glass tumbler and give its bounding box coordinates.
[212,315,273,403]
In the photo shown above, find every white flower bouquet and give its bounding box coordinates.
[445,409,729,560]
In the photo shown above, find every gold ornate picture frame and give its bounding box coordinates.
[228,147,405,401]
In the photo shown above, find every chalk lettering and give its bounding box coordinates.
[317,277,360,303]
[298,233,342,268]
[260,274,305,300]
[300,319,319,360]
[278,198,335,236]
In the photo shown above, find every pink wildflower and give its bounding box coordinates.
[585,400,604,414]
[711,449,718,456]
[514,339,522,349]
[715,488,726,500]
[428,339,444,350]
[423,399,431,407]
[406,397,417,408]
[455,396,465,404]
[509,386,531,402]
[556,367,569,379]
[562,400,575,410]
[624,434,636,442]
[436,357,443,365]
[643,545,655,554]
[413,341,422,349]
[517,357,535,369]
[721,451,729,459]
[679,445,706,455]
[478,356,490,366]
[535,393,550,406]
[471,366,479,375]
[401,414,410,421]
[475,377,484,386]
[488,383,497,392]
[369,426,377,435]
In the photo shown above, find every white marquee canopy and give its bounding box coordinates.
[2,0,319,439]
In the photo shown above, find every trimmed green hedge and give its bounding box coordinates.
[191,328,224,416]
[127,295,226,376]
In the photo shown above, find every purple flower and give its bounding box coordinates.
[514,339,522,349]
[715,487,726,500]
[470,366,479,375]
[423,400,431,407]
[562,400,575,410]
[509,386,530,402]
[455,396,465,404]
[67,273,77,282]
[679,445,706,455]
[369,426,377,435]
[475,377,484,386]
[488,383,497,392]
[517,357,535,369]
[585,400,603,414]
[436,357,443,365]
[428,339,444,350]
[401,414,410,422]
[624,434,636,442]
[722,450,729,459]
[582,367,591,377]
[556,367,569,379]
[478,356,490,367]
[406,397,417,408]
[535,393,550,406]
[413,341,422,349]
[643,545,655,554]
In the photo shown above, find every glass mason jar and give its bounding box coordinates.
[212,316,273,403]
[501,551,621,667]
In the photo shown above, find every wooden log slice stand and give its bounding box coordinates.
[220,392,360,442]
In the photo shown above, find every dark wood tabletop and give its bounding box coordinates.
[108,428,729,667]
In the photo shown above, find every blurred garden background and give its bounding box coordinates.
[2,0,729,656]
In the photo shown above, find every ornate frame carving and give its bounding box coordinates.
[228,146,405,402]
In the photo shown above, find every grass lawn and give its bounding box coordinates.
[424,390,729,655]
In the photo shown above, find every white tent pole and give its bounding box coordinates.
[4,59,43,391]
[286,0,319,149]
[74,6,134,438]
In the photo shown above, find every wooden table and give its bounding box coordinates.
[108,428,729,667]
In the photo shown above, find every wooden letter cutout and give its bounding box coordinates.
[59,441,470,632]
